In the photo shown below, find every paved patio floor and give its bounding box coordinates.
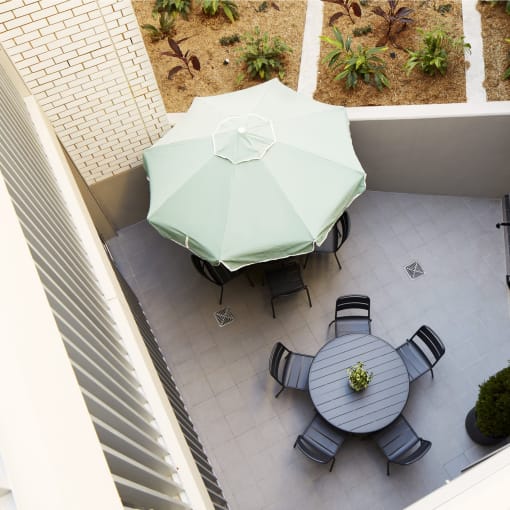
[108,191,510,510]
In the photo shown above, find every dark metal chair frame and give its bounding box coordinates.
[396,325,445,382]
[190,254,253,305]
[265,262,312,318]
[303,210,350,270]
[373,415,432,476]
[328,294,371,337]
[268,341,313,398]
[294,413,347,472]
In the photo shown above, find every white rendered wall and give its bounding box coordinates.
[0,0,169,184]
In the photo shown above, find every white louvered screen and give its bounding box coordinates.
[0,63,191,510]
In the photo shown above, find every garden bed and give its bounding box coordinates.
[315,0,468,106]
[133,0,307,113]
[478,0,510,101]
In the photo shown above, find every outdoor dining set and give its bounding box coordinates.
[269,296,446,475]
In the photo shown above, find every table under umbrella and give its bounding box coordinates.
[144,79,366,271]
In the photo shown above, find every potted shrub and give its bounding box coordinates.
[465,364,510,445]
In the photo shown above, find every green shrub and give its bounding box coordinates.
[153,0,192,19]
[141,11,175,42]
[475,365,510,437]
[353,24,372,37]
[405,28,470,77]
[220,34,241,46]
[236,27,292,82]
[201,0,239,22]
[321,27,389,91]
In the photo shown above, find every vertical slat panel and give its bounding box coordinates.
[110,263,229,510]
[0,65,192,510]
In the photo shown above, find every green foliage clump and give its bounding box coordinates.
[201,0,239,22]
[141,11,175,42]
[220,34,241,46]
[255,1,269,12]
[353,24,372,37]
[153,0,192,19]
[405,27,470,77]
[321,27,389,91]
[475,365,510,438]
[236,27,292,82]
[434,3,452,15]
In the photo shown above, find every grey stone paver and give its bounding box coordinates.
[108,191,509,510]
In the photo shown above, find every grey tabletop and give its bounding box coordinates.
[308,333,410,434]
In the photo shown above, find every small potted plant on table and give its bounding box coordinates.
[347,361,373,391]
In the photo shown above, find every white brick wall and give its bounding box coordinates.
[0,0,169,184]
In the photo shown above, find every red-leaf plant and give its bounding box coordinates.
[323,0,362,26]
[372,0,414,47]
[161,37,201,79]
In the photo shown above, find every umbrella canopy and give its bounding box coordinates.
[144,79,366,271]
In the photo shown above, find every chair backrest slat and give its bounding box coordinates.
[412,326,445,365]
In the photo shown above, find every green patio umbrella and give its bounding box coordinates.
[144,79,366,271]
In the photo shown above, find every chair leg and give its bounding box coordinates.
[304,286,312,308]
[329,457,336,472]
[303,253,310,269]
[219,286,224,305]
[430,368,434,379]
[275,385,284,398]
[334,253,342,270]
[271,298,276,319]
[386,461,391,476]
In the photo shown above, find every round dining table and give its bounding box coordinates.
[308,333,410,434]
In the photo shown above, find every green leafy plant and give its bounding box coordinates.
[236,27,292,82]
[321,27,389,90]
[255,1,279,12]
[405,28,471,77]
[353,24,372,37]
[153,0,192,19]
[434,3,452,15]
[372,0,414,46]
[162,37,201,79]
[504,38,510,80]
[323,0,362,26]
[201,0,239,22]
[484,0,510,15]
[219,33,240,46]
[475,364,510,438]
[141,11,176,42]
[347,362,373,391]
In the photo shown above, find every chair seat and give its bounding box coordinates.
[283,353,313,391]
[334,317,371,336]
[265,262,312,318]
[397,342,430,382]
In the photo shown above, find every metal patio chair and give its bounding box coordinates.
[268,341,313,398]
[373,415,432,476]
[294,413,347,472]
[396,325,445,382]
[329,294,371,337]
[303,210,350,270]
[190,254,253,304]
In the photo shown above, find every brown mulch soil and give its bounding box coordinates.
[315,0,468,106]
[133,1,307,112]
[478,0,510,101]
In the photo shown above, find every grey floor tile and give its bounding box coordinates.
[108,192,510,510]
